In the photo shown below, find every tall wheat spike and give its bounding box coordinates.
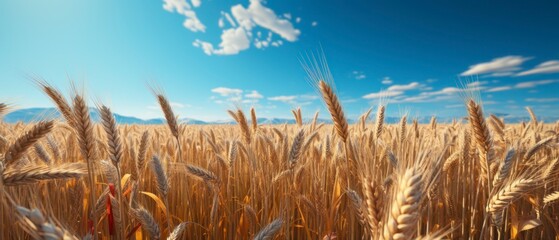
[467,99,493,182]
[318,80,349,143]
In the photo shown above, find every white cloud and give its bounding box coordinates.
[389,95,455,103]
[341,98,358,103]
[192,39,215,55]
[363,82,429,100]
[483,79,558,93]
[211,87,243,96]
[363,90,403,99]
[163,0,206,32]
[467,81,488,88]
[387,82,422,91]
[270,40,283,47]
[488,72,516,77]
[381,77,393,85]
[268,95,297,102]
[460,55,531,76]
[355,74,366,80]
[525,98,559,103]
[352,71,366,80]
[170,102,189,108]
[193,27,251,55]
[296,17,301,23]
[220,11,237,28]
[231,0,300,42]
[245,90,263,99]
[191,0,201,7]
[254,31,273,49]
[517,60,559,76]
[191,0,300,55]
[299,94,319,100]
[311,21,318,27]
[514,79,559,88]
[283,13,291,19]
[486,86,512,92]
[420,86,484,97]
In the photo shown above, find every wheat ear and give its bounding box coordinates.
[2,163,86,186]
[288,129,305,169]
[253,218,283,240]
[375,105,385,139]
[467,99,493,181]
[37,82,76,127]
[250,107,258,131]
[487,178,535,225]
[131,207,161,239]
[156,94,179,139]
[383,168,423,240]
[318,80,349,142]
[4,120,54,166]
[167,222,188,240]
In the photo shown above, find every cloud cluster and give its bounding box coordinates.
[178,0,301,55]
[210,87,267,106]
[267,94,318,106]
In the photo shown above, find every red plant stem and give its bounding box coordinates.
[107,184,116,235]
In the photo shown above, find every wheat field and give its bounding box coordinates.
[1,80,559,240]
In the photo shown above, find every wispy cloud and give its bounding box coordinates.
[268,94,319,105]
[460,55,531,76]
[211,87,243,96]
[517,60,559,76]
[484,79,559,92]
[467,81,488,88]
[486,86,512,92]
[352,71,366,80]
[311,21,318,27]
[191,0,201,7]
[268,95,297,102]
[211,87,267,105]
[363,90,403,99]
[525,98,559,103]
[363,82,428,100]
[387,82,423,91]
[381,77,393,85]
[245,90,263,99]
[514,79,559,88]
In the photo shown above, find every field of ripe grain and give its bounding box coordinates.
[1,82,559,240]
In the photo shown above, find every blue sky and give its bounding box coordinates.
[1,0,558,121]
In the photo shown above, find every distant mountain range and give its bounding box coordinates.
[1,108,557,124]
